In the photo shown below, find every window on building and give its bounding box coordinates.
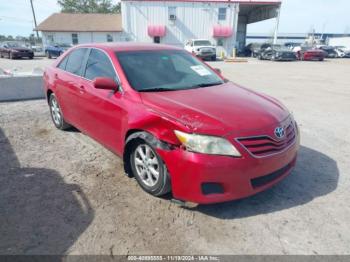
[65,48,88,76]
[153,36,160,44]
[107,34,113,42]
[72,33,79,45]
[168,6,176,20]
[218,8,227,20]
[47,34,54,44]
[84,49,116,81]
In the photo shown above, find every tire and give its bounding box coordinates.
[319,58,324,61]
[46,51,52,59]
[130,139,171,197]
[49,93,71,130]
[211,55,216,61]
[29,56,34,59]
[258,54,263,60]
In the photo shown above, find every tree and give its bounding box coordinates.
[57,0,121,13]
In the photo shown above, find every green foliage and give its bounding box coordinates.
[57,0,121,13]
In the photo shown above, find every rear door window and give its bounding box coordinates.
[57,55,69,70]
[65,48,88,76]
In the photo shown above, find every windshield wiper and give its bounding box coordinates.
[190,82,223,89]
[139,87,175,92]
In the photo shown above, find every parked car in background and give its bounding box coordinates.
[253,43,273,58]
[241,43,262,57]
[334,46,350,58]
[0,41,34,59]
[45,43,71,59]
[284,42,301,50]
[295,46,326,61]
[43,43,299,204]
[318,46,339,58]
[257,44,297,61]
[185,39,216,61]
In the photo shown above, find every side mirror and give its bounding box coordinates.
[93,77,119,91]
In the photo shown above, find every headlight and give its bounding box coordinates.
[174,130,241,157]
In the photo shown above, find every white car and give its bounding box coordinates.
[185,39,217,61]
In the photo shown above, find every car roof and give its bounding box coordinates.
[75,42,183,52]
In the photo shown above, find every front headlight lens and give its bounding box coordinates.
[174,130,241,157]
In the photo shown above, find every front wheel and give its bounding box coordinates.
[130,141,171,196]
[46,51,52,59]
[49,94,71,130]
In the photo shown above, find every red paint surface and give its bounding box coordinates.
[44,43,299,204]
[148,25,166,37]
[213,25,233,38]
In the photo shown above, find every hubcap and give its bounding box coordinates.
[134,144,160,187]
[51,97,61,126]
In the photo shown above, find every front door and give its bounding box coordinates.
[77,48,125,153]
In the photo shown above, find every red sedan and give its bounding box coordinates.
[296,46,326,61]
[44,43,299,204]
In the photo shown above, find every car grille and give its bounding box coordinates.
[251,162,292,189]
[237,122,296,157]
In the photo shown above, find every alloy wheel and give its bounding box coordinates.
[50,97,62,126]
[133,144,160,187]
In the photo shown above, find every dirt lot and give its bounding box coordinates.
[0,59,350,255]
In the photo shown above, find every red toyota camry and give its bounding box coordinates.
[43,43,300,204]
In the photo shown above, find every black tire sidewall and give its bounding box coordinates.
[130,140,170,196]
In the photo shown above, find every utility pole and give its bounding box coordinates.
[29,0,40,41]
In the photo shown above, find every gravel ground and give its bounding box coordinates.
[0,59,349,255]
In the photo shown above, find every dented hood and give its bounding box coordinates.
[140,82,290,136]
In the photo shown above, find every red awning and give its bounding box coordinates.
[148,25,166,37]
[213,25,233,38]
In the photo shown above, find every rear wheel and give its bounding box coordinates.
[49,94,71,130]
[130,140,171,196]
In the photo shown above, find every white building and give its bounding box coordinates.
[37,0,281,55]
[36,13,128,47]
[121,0,281,55]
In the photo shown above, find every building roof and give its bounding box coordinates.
[35,13,122,32]
[121,0,280,4]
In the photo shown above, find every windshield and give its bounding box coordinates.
[6,42,22,48]
[193,40,212,46]
[116,50,224,92]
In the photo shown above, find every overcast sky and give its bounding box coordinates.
[1,0,350,37]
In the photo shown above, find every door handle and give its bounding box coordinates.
[78,85,85,94]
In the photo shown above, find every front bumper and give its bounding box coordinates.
[12,52,34,58]
[157,135,299,204]
[195,52,216,59]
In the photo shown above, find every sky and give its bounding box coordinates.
[0,0,350,37]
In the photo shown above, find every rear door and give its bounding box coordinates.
[54,48,89,126]
[77,48,125,152]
